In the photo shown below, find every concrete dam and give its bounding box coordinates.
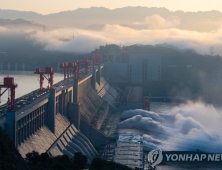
[0,63,120,162]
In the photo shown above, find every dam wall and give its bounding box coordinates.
[80,119,108,148]
[17,114,98,162]
[77,74,110,129]
[97,77,119,110]
[47,124,98,163]
[16,112,100,161]
[10,64,119,158]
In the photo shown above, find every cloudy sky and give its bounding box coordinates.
[1,0,221,14]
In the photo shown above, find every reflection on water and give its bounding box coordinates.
[0,70,64,103]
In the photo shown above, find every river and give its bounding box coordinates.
[0,70,64,104]
[118,102,222,169]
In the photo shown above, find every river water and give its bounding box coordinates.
[118,102,222,170]
[0,70,64,104]
[1,71,221,169]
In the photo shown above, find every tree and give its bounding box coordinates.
[90,158,106,170]
[73,152,87,170]
[53,162,66,170]
[90,158,133,170]
[26,151,40,165]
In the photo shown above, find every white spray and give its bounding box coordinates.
[118,102,222,153]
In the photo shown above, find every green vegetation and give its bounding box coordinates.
[26,151,139,170]
[0,127,28,170]
[0,126,140,170]
[73,152,87,169]
[26,151,87,170]
[90,158,134,170]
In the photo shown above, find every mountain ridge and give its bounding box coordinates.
[0,7,222,32]
[1,6,222,16]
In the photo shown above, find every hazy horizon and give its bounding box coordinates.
[1,5,222,55]
[1,0,222,15]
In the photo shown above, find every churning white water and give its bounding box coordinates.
[118,102,222,153]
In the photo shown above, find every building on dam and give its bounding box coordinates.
[0,53,162,168]
[103,53,161,83]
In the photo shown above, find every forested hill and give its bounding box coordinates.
[0,127,28,170]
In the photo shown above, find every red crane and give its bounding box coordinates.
[78,57,90,74]
[75,64,80,79]
[34,67,54,90]
[89,56,96,69]
[144,96,150,111]
[59,63,68,80]
[0,77,18,111]
[68,60,80,80]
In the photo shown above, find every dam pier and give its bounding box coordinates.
[0,53,164,169]
[0,55,121,163]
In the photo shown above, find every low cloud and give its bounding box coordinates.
[28,24,222,55]
[27,29,113,53]
[1,15,222,55]
[133,15,181,29]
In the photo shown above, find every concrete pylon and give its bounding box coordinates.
[48,89,56,133]
[64,89,69,116]
[59,89,67,116]
[68,103,81,130]
[5,111,16,145]
[69,89,73,103]
[73,79,79,103]
[68,79,81,130]
[96,64,101,85]
[59,90,64,115]
[91,69,96,90]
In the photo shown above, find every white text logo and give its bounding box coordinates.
[148,149,163,166]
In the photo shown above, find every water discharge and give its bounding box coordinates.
[118,102,222,153]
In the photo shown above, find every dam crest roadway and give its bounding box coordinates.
[0,58,121,163]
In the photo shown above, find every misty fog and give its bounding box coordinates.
[118,102,222,153]
[1,8,222,55]
[1,17,222,55]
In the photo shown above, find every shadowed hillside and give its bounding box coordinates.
[0,127,28,170]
